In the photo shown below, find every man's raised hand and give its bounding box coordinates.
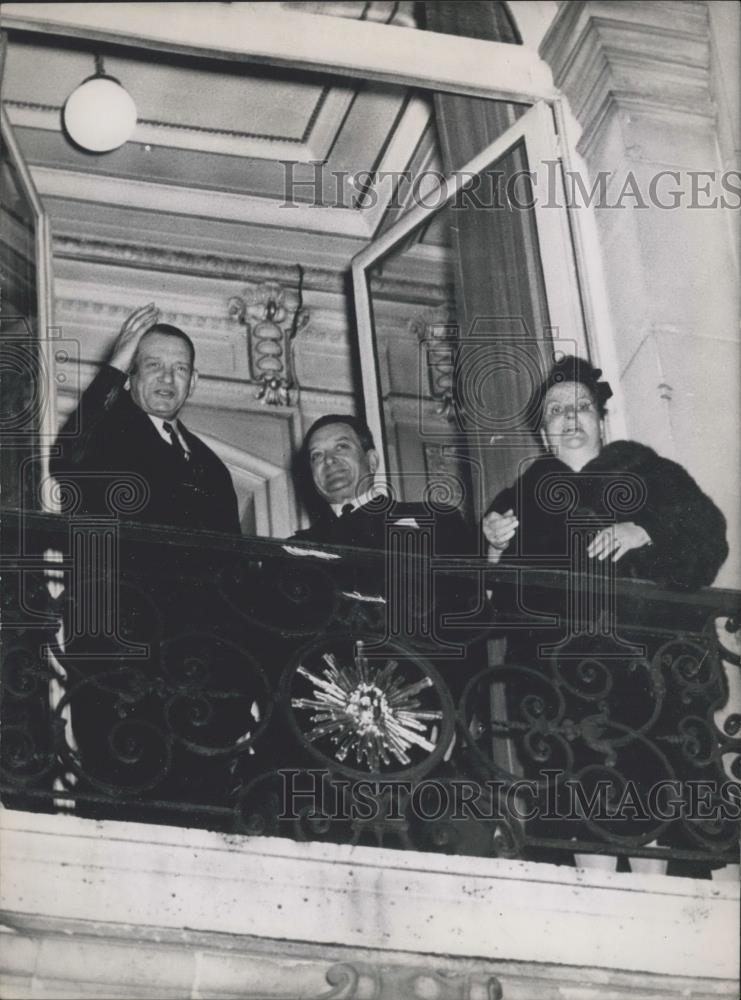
[109,303,160,374]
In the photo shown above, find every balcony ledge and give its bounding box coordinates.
[1,806,737,994]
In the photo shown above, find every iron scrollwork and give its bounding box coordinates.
[1,509,739,870]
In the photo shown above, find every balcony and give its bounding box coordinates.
[1,508,739,997]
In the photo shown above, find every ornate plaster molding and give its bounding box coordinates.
[56,358,358,418]
[53,235,343,291]
[51,235,450,303]
[540,1,713,157]
[4,909,736,1000]
[53,290,355,351]
[54,296,238,336]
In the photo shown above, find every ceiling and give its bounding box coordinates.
[3,3,453,284]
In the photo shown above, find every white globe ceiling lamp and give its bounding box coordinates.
[63,55,137,153]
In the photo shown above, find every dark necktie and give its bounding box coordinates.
[340,503,354,518]
[163,421,189,462]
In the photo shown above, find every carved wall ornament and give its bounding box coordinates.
[315,961,503,999]
[409,305,459,422]
[228,275,309,406]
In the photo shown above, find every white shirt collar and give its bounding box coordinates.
[330,486,387,518]
[148,414,189,453]
[148,414,169,433]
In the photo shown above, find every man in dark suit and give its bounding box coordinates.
[281,415,489,797]
[52,302,240,534]
[49,306,241,824]
[292,413,475,555]
[291,415,485,662]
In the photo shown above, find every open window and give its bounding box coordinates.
[0,8,597,535]
[0,91,56,511]
[351,100,589,518]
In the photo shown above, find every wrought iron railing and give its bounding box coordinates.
[2,508,739,873]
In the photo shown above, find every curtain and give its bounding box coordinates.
[424,1,552,515]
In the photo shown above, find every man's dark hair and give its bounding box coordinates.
[295,414,376,518]
[529,354,613,433]
[133,323,196,370]
[304,413,375,455]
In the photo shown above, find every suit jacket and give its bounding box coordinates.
[487,440,728,591]
[52,365,240,534]
[292,496,478,557]
[292,496,487,670]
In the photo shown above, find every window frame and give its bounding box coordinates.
[350,100,589,476]
[1,103,56,492]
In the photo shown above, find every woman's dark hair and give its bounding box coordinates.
[531,354,613,431]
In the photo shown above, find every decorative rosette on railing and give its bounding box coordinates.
[283,635,454,780]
